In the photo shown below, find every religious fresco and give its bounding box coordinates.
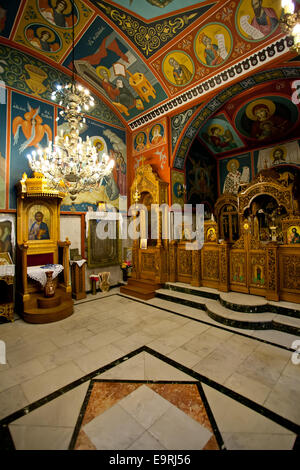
[254,140,300,173]
[132,121,169,184]
[133,145,169,183]
[0,85,6,209]
[149,122,166,147]
[133,119,167,154]
[63,16,167,121]
[37,0,79,28]
[0,0,20,38]
[59,116,127,212]
[13,0,93,63]
[0,45,124,127]
[133,131,148,154]
[185,144,217,210]
[24,24,62,53]
[194,23,232,67]
[9,91,54,209]
[234,96,299,143]
[171,170,185,207]
[162,51,194,87]
[219,153,252,195]
[235,0,281,42]
[173,68,300,171]
[93,1,214,58]
[199,114,244,154]
[101,0,210,19]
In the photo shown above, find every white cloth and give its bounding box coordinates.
[0,264,15,277]
[27,264,64,287]
[70,259,86,267]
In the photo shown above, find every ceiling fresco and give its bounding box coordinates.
[93,1,215,58]
[0,0,296,130]
[102,0,211,20]
[173,67,300,169]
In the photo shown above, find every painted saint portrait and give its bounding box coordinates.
[28,206,50,240]
[206,227,217,242]
[236,0,280,42]
[256,141,300,173]
[134,132,147,152]
[25,25,60,53]
[186,153,217,206]
[235,96,298,142]
[171,170,185,207]
[38,0,78,28]
[221,156,251,195]
[287,226,300,244]
[253,264,265,284]
[163,51,194,86]
[149,123,164,145]
[194,23,232,67]
[0,219,12,256]
[200,115,244,154]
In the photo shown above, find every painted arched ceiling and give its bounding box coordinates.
[0,0,299,137]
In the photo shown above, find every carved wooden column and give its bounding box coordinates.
[168,241,177,282]
[219,242,230,292]
[132,208,140,280]
[58,238,72,293]
[266,243,279,301]
[191,248,201,287]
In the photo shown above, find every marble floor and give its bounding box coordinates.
[0,287,299,451]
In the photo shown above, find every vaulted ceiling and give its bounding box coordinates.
[0,0,300,156]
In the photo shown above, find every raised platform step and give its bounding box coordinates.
[125,278,162,290]
[120,278,162,300]
[22,289,73,324]
[23,301,73,324]
[155,286,300,336]
[120,286,155,300]
[164,282,300,318]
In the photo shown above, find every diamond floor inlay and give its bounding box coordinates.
[72,382,219,450]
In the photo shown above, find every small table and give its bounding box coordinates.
[0,264,15,322]
[70,260,86,300]
[89,275,99,295]
[27,264,64,287]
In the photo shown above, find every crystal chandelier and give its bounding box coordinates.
[280,0,300,54]
[27,1,114,203]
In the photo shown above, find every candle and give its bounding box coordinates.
[292,23,300,44]
[282,0,295,14]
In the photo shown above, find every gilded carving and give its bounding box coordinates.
[219,245,228,284]
[281,255,300,290]
[178,248,192,275]
[141,252,155,271]
[230,252,246,283]
[267,248,276,291]
[239,180,293,215]
[250,253,266,287]
[203,250,219,280]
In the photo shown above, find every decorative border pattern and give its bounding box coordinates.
[93,0,216,58]
[128,37,295,132]
[171,105,200,153]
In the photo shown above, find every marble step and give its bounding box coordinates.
[164,282,300,318]
[155,288,300,335]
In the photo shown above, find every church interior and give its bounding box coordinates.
[0,0,300,452]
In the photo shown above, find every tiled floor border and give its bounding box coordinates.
[116,294,297,353]
[1,345,299,450]
[68,379,225,451]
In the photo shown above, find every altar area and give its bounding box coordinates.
[126,165,300,305]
